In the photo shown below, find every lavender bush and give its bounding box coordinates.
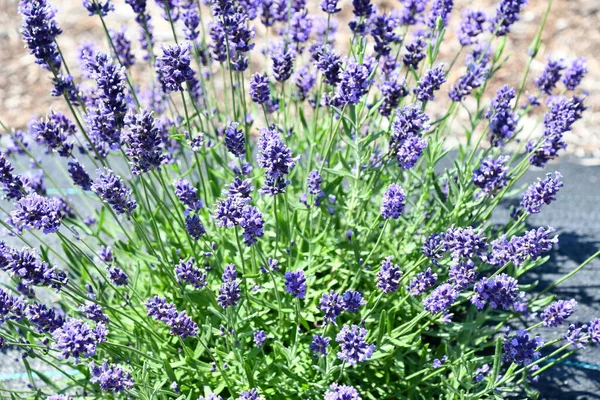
[0,0,597,398]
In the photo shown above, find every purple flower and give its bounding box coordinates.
[284,270,307,299]
[489,0,528,37]
[378,79,408,117]
[79,301,109,324]
[19,0,63,70]
[413,64,446,102]
[486,227,557,267]
[449,260,478,289]
[473,363,490,382]
[68,159,92,191]
[589,318,600,343]
[108,266,129,286]
[51,73,80,104]
[334,59,374,106]
[503,329,542,366]
[0,287,27,323]
[214,194,250,228]
[443,226,486,261]
[520,172,563,215]
[226,177,253,198]
[403,32,427,70]
[271,41,295,82]
[318,290,344,325]
[377,257,402,294]
[48,396,71,400]
[487,85,518,147]
[458,10,486,46]
[381,183,406,219]
[290,10,312,43]
[432,355,448,368]
[89,360,134,392]
[423,283,459,314]
[422,233,447,264]
[249,73,270,105]
[321,0,340,14]
[310,334,330,357]
[472,155,510,196]
[257,127,296,196]
[471,273,522,310]
[541,299,577,327]
[92,168,137,216]
[336,324,375,365]
[391,104,430,146]
[109,27,135,68]
[122,109,165,175]
[11,193,63,234]
[535,58,566,95]
[175,258,207,289]
[527,96,586,166]
[237,389,262,400]
[407,268,437,296]
[30,111,75,157]
[52,317,107,361]
[426,0,454,29]
[174,178,203,211]
[157,44,195,92]
[448,61,488,102]
[83,0,113,16]
[218,264,241,309]
[253,330,266,348]
[371,13,400,58]
[324,383,362,400]
[240,204,264,246]
[562,58,587,90]
[225,122,246,158]
[316,50,343,87]
[294,66,316,101]
[342,290,365,312]
[398,0,427,25]
[26,303,64,332]
[185,214,206,241]
[564,323,589,349]
[85,52,128,128]
[182,7,200,41]
[145,297,198,338]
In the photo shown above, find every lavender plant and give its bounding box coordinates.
[0,0,597,398]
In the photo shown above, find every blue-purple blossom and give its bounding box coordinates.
[334,59,374,106]
[503,329,542,366]
[432,355,448,368]
[174,178,203,211]
[316,50,343,86]
[218,264,241,309]
[342,290,365,312]
[214,194,250,228]
[321,0,340,14]
[449,260,478,289]
[489,0,528,36]
[443,226,486,261]
[30,111,75,157]
[145,297,198,338]
[487,85,519,147]
[257,127,296,196]
[253,330,266,348]
[541,299,577,327]
[472,155,510,196]
[413,64,446,102]
[185,214,206,241]
[407,267,438,296]
[157,44,195,92]
[68,159,92,191]
[381,184,406,219]
[48,396,71,400]
[423,283,459,314]
[562,58,587,90]
[175,258,207,289]
[122,109,165,175]
[271,41,295,82]
[225,122,246,158]
[239,204,264,246]
[52,317,107,361]
[19,0,63,70]
[378,79,408,117]
[458,10,486,46]
[290,10,312,43]
[83,0,114,16]
[311,334,330,357]
[564,323,589,349]
[294,65,316,101]
[181,7,200,41]
[0,287,27,323]
[249,73,270,105]
[448,61,489,102]
[324,384,361,400]
[284,270,306,299]
[108,266,128,286]
[109,27,135,68]
[403,32,427,70]
[471,273,522,310]
[336,324,375,365]
[426,0,454,29]
[79,301,109,324]
[52,74,80,104]
[26,303,64,332]
[535,58,566,95]
[237,389,262,400]
[589,318,600,343]
[520,172,563,215]
[226,177,253,198]
[89,361,135,392]
[318,290,344,325]
[487,227,557,267]
[92,168,137,216]
[398,0,427,25]
[371,13,400,58]
[376,257,402,294]
[11,193,63,234]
